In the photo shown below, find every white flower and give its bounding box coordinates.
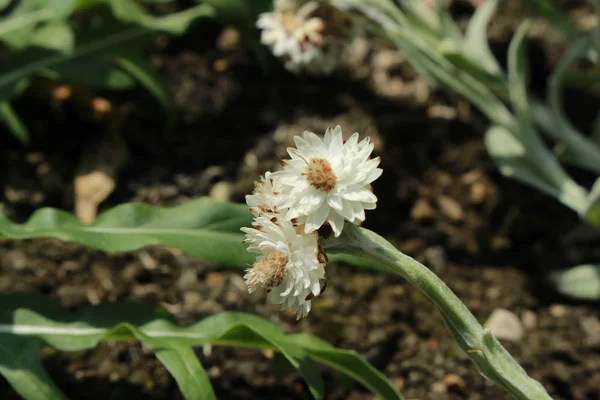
[242,216,327,319]
[245,171,284,217]
[274,125,381,237]
[256,0,359,75]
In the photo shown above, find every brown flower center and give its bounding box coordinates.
[304,158,337,193]
[245,252,289,293]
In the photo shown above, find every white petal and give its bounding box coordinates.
[327,195,344,211]
[342,187,377,203]
[327,210,345,237]
[305,203,329,233]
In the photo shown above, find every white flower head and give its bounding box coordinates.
[245,171,284,217]
[242,216,327,319]
[274,125,381,237]
[256,0,360,75]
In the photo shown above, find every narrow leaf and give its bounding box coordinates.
[0,198,255,267]
[0,101,30,144]
[507,20,532,125]
[287,334,404,400]
[116,56,176,132]
[504,21,590,214]
[484,125,588,213]
[0,296,401,400]
[127,327,217,400]
[583,178,600,227]
[109,1,215,34]
[464,0,501,74]
[546,35,600,173]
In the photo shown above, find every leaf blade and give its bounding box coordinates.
[0,198,255,267]
[0,101,30,143]
[0,296,401,400]
[0,335,66,400]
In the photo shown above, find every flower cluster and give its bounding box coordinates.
[242,126,382,318]
[256,0,360,75]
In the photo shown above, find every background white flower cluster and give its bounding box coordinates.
[256,0,360,75]
[242,126,382,318]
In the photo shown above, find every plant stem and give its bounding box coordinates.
[321,224,552,400]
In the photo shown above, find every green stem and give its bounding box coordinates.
[321,224,552,400]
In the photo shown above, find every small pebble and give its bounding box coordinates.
[411,198,436,221]
[522,310,538,331]
[485,308,525,342]
[437,195,464,221]
[549,304,568,318]
[443,373,466,390]
[209,181,232,201]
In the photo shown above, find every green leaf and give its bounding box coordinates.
[0,198,395,275]
[199,0,272,24]
[126,327,217,400]
[0,295,402,400]
[0,0,77,50]
[464,0,501,74]
[0,335,66,400]
[0,10,158,100]
[583,178,600,227]
[116,56,176,132]
[484,125,588,214]
[287,334,404,400]
[502,21,590,214]
[521,0,579,41]
[109,0,215,34]
[0,198,255,267]
[550,264,600,300]
[507,20,533,126]
[29,22,74,53]
[0,101,30,144]
[546,34,600,174]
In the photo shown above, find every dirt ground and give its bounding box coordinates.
[1,1,599,399]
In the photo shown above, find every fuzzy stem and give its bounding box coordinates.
[321,224,552,400]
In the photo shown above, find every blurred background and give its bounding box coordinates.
[0,0,599,399]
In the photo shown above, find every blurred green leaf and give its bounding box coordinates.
[501,21,590,214]
[109,0,215,34]
[507,20,533,126]
[0,295,403,400]
[0,0,77,50]
[484,125,588,214]
[29,22,74,54]
[464,0,500,74]
[583,178,600,226]
[521,0,579,40]
[199,0,271,24]
[546,34,600,174]
[0,11,156,101]
[0,101,30,143]
[116,56,177,132]
[0,198,255,267]
[0,335,66,400]
[550,264,600,300]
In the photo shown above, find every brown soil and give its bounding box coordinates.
[1,3,599,400]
